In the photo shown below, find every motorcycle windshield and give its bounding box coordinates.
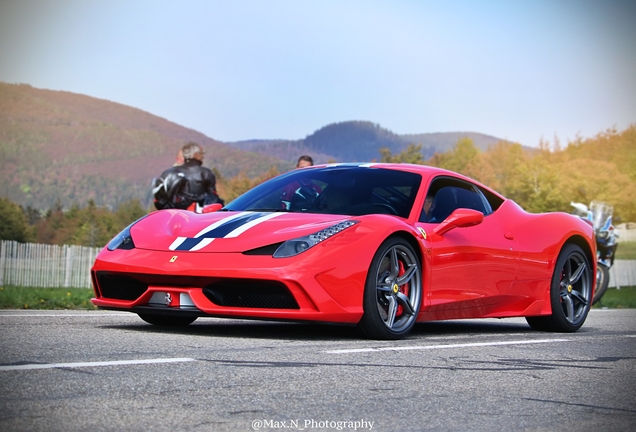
[589,200,613,231]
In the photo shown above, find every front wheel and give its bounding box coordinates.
[526,244,592,332]
[592,263,610,305]
[358,237,422,340]
[138,313,197,327]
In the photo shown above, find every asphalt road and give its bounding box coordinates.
[1,309,635,432]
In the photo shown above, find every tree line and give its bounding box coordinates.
[1,125,634,247]
[381,125,636,221]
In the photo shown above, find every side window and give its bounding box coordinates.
[420,177,492,223]
[477,186,503,212]
[427,187,459,223]
[454,187,487,214]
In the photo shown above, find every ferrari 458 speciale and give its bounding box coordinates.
[91,163,596,339]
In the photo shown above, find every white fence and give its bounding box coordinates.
[0,241,100,289]
[610,260,636,288]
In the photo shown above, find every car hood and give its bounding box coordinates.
[130,210,360,253]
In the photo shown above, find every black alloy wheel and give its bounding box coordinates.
[358,237,422,339]
[526,243,592,332]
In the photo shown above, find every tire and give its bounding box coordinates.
[526,244,592,332]
[138,313,197,327]
[358,237,422,340]
[592,263,610,305]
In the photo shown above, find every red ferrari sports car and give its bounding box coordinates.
[91,163,596,339]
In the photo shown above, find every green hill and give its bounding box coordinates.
[400,131,507,156]
[0,82,509,212]
[229,121,507,163]
[0,83,290,210]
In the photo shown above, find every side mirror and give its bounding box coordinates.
[433,208,484,236]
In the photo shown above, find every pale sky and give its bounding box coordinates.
[1,0,635,147]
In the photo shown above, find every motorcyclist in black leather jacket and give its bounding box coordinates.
[153,142,224,210]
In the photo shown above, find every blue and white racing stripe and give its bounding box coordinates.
[169,212,284,251]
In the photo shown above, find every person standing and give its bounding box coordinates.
[153,142,223,210]
[296,155,313,168]
[280,155,318,210]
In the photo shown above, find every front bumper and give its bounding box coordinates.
[91,247,367,324]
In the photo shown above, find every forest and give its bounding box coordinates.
[382,125,635,219]
[1,124,634,248]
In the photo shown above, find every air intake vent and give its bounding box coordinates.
[96,272,148,301]
[203,280,299,309]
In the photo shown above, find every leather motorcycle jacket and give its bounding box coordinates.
[153,159,223,210]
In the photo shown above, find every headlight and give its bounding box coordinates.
[597,231,609,239]
[273,220,359,258]
[107,215,149,251]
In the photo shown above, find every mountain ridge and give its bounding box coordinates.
[228,121,508,163]
[1,82,510,210]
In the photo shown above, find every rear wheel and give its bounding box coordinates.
[138,313,197,327]
[358,237,422,340]
[526,244,592,332]
[592,263,610,305]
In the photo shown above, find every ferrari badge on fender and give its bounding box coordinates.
[418,227,427,239]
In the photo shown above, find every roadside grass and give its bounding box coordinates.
[616,241,636,260]
[594,286,636,309]
[0,286,96,310]
[590,240,636,308]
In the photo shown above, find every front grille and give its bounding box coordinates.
[94,271,300,310]
[203,280,300,309]
[96,272,148,301]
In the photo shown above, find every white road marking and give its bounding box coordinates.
[325,339,570,354]
[0,357,196,371]
[0,313,131,317]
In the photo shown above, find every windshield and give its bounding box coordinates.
[589,200,614,231]
[225,165,421,218]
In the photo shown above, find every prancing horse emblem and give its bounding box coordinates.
[164,292,172,306]
[418,227,427,240]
